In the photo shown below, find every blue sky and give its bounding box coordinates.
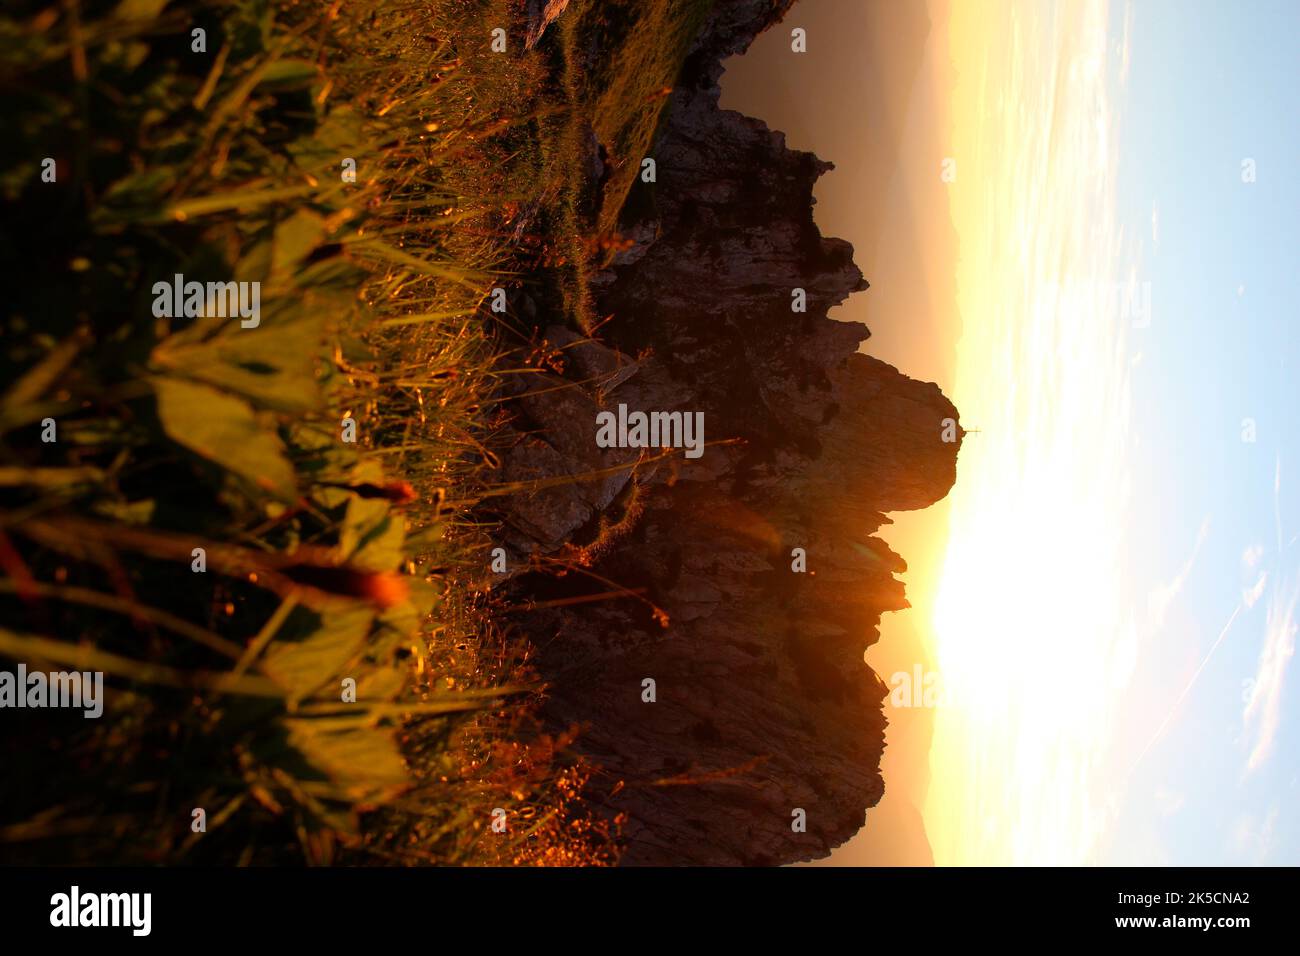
[717,0,1295,865]
[1103,0,1299,865]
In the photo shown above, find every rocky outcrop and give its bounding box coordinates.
[492,0,962,865]
[524,0,571,50]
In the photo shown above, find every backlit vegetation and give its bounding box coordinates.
[0,0,650,865]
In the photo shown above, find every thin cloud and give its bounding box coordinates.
[1243,572,1298,773]
[1147,516,1210,631]
[1242,544,1268,608]
[1243,572,1269,609]
[1130,602,1241,774]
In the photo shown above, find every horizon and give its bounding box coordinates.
[723,0,1299,866]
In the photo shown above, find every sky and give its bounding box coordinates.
[723,0,1299,865]
[1087,0,1299,867]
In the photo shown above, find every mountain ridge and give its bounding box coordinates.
[494,0,963,865]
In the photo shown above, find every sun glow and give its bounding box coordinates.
[923,0,1138,864]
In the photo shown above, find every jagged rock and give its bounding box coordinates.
[496,366,639,553]
[500,0,963,865]
[523,0,571,50]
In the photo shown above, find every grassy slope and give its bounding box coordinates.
[570,0,714,235]
[0,0,706,866]
[0,0,603,866]
[545,0,714,330]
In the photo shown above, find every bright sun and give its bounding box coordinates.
[923,0,1140,865]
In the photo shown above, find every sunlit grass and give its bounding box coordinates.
[0,0,620,866]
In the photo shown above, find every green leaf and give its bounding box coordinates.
[152,377,297,501]
[375,576,441,644]
[352,666,407,703]
[402,522,447,554]
[339,461,405,571]
[282,716,409,797]
[271,209,327,278]
[288,106,365,173]
[150,304,323,413]
[288,420,360,488]
[260,604,375,702]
